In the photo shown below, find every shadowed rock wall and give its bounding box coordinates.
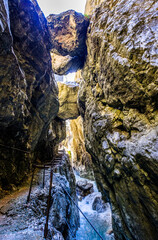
[0,0,59,195]
[79,0,158,239]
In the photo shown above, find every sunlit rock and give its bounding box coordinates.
[47,10,89,74]
[51,52,82,75]
[74,70,83,84]
[85,0,105,15]
[79,0,158,239]
[51,53,73,75]
[57,82,79,120]
[65,117,93,179]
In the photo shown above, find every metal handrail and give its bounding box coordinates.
[0,143,31,154]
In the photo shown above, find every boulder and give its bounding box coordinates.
[76,180,94,197]
[47,10,89,74]
[51,53,74,75]
[92,196,108,213]
[79,0,158,239]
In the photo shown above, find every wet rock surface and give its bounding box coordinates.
[76,179,94,197]
[75,177,114,240]
[92,196,108,213]
[47,10,89,74]
[0,153,79,240]
[0,0,59,195]
[79,0,158,239]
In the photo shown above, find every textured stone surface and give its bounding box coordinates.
[85,0,105,15]
[76,179,94,197]
[69,117,93,179]
[57,82,79,120]
[51,53,74,75]
[47,10,89,74]
[92,196,108,213]
[79,0,158,239]
[0,0,59,195]
[74,70,83,83]
[35,117,66,162]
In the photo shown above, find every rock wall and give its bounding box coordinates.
[62,117,93,179]
[85,0,105,15]
[0,0,59,195]
[70,117,93,178]
[56,152,80,239]
[47,10,89,75]
[35,117,66,162]
[57,82,79,120]
[79,0,158,239]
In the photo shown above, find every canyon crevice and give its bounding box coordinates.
[0,0,158,240]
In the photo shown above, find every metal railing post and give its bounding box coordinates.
[44,166,53,238]
[27,167,35,203]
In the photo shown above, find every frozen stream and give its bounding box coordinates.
[75,175,115,240]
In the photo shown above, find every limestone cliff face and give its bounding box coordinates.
[85,0,105,15]
[0,0,59,194]
[74,70,83,84]
[57,82,79,120]
[79,0,158,239]
[62,117,93,178]
[70,117,93,178]
[47,10,89,75]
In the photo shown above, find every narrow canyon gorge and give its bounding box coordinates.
[0,0,158,240]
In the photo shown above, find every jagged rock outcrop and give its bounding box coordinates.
[79,0,158,239]
[0,0,59,195]
[57,82,79,120]
[47,10,89,75]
